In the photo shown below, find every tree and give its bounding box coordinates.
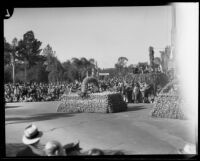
[160,46,171,74]
[89,58,96,76]
[42,44,56,72]
[71,57,82,81]
[137,62,148,74]
[4,37,11,66]
[17,31,43,82]
[153,57,162,72]
[42,44,64,82]
[115,57,128,76]
[80,57,90,78]
[27,62,48,83]
[149,46,155,72]
[70,57,96,81]
[4,37,19,84]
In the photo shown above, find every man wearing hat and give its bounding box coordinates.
[16,124,45,156]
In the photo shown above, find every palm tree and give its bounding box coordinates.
[80,57,90,78]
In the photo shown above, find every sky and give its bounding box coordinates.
[4,6,172,69]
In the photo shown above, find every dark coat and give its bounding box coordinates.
[16,146,45,157]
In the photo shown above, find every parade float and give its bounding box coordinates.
[57,76,127,113]
[151,79,186,120]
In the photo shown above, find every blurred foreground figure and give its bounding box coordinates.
[63,141,82,155]
[16,124,45,156]
[88,148,104,155]
[45,140,66,156]
[178,143,196,154]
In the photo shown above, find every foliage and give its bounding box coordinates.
[4,65,12,83]
[81,76,99,93]
[15,70,25,83]
[149,46,155,71]
[27,63,49,83]
[150,80,186,120]
[125,73,169,88]
[42,44,64,82]
[115,57,128,76]
[4,30,173,84]
[17,31,44,67]
[62,57,97,82]
[57,92,127,113]
[160,46,171,74]
[4,38,12,66]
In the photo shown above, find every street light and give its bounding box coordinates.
[10,53,15,84]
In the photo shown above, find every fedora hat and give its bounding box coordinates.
[22,124,43,145]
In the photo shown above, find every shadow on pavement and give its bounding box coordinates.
[6,113,74,124]
[126,106,147,112]
[5,106,21,109]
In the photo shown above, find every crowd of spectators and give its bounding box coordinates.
[4,78,127,103]
[4,82,80,103]
[4,75,157,103]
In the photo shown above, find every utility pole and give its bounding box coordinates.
[10,53,15,84]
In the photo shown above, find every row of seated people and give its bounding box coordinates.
[16,124,125,156]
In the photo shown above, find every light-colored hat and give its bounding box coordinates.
[22,124,43,145]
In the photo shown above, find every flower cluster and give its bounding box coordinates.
[57,92,127,113]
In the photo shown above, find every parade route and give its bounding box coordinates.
[5,101,196,156]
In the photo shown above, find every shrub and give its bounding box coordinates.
[57,92,127,113]
[150,80,186,120]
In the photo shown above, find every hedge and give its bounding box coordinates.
[57,92,127,113]
[150,80,186,120]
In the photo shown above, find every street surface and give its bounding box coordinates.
[5,101,196,156]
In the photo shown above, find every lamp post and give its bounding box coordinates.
[10,53,15,85]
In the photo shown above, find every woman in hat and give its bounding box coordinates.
[16,124,45,156]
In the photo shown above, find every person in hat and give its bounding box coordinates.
[44,140,66,156]
[16,124,45,157]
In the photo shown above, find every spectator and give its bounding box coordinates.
[44,140,66,156]
[16,124,45,156]
[88,148,104,155]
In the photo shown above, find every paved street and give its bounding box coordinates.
[5,101,196,156]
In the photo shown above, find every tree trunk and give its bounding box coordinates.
[11,54,15,84]
[24,63,27,82]
[12,63,15,84]
[24,58,28,83]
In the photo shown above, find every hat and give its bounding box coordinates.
[22,124,43,145]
